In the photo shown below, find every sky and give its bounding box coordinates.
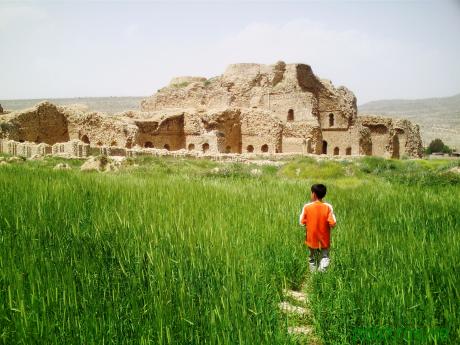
[1,0,459,104]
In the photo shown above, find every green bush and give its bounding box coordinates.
[426,138,452,154]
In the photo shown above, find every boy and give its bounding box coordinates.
[299,184,337,272]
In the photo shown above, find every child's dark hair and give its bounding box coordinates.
[311,184,327,199]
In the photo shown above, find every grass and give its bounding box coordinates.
[0,156,458,344]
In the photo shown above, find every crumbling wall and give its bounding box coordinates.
[135,114,185,150]
[317,84,357,130]
[321,129,351,155]
[183,109,242,154]
[358,117,391,157]
[52,140,90,158]
[0,61,424,159]
[186,133,219,154]
[0,138,89,158]
[67,111,138,149]
[0,139,52,157]
[141,79,216,112]
[358,115,423,158]
[141,61,344,125]
[240,109,283,154]
[393,119,423,158]
[357,126,372,156]
[221,62,318,122]
[201,109,242,153]
[0,102,70,144]
[282,121,322,154]
[320,124,370,156]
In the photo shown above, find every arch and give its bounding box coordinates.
[110,141,118,147]
[202,143,209,153]
[346,147,352,155]
[225,145,231,153]
[359,138,372,156]
[392,135,400,159]
[333,147,339,155]
[247,145,254,153]
[329,113,334,127]
[164,144,170,151]
[287,109,294,122]
[322,140,328,154]
[261,144,269,153]
[144,141,154,148]
[188,143,195,151]
[307,139,312,153]
[81,135,90,144]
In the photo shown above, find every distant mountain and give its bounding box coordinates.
[359,94,460,150]
[0,96,145,114]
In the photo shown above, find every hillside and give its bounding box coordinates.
[0,96,145,114]
[359,93,460,150]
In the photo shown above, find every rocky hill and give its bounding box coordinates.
[0,97,144,114]
[359,94,460,150]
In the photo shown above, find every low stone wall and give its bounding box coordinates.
[0,139,52,158]
[51,140,90,158]
[0,139,89,158]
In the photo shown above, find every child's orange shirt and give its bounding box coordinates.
[299,201,336,249]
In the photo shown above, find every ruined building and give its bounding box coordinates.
[0,61,423,158]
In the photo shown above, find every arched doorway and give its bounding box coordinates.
[333,147,339,155]
[81,135,90,144]
[247,145,254,153]
[188,143,195,151]
[287,109,294,122]
[392,135,400,159]
[329,113,334,127]
[164,144,170,151]
[322,140,328,154]
[346,147,352,155]
[359,138,372,156]
[261,144,269,153]
[306,139,312,153]
[225,145,231,153]
[202,143,209,153]
[144,141,154,148]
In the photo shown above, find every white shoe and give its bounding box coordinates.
[318,258,330,272]
[309,262,317,273]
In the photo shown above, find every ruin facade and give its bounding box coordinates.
[0,61,423,159]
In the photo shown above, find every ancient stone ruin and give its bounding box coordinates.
[0,61,423,159]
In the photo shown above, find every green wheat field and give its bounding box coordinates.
[0,155,458,344]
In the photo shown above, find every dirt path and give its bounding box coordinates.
[279,278,322,344]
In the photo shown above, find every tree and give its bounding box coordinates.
[426,138,452,154]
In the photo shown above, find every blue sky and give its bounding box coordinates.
[1,0,459,104]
